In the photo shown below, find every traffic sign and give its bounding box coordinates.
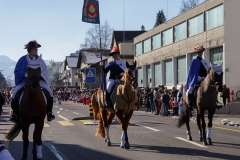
[85,68,96,83]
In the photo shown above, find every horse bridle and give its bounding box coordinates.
[27,75,40,91]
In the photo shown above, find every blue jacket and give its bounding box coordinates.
[186,58,201,89]
[14,55,28,85]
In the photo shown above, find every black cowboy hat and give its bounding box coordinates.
[24,40,41,49]
[109,46,120,56]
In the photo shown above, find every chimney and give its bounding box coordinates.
[141,25,145,31]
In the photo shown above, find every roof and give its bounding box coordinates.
[66,57,78,68]
[112,31,146,45]
[82,51,107,64]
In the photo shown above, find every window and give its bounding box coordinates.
[155,62,161,86]
[135,42,142,56]
[177,56,186,83]
[138,67,143,87]
[165,59,173,85]
[146,65,151,87]
[174,22,187,42]
[188,14,203,36]
[192,53,197,59]
[162,28,173,46]
[210,46,223,65]
[152,33,161,50]
[206,5,223,30]
[143,38,151,53]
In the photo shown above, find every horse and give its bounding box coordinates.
[95,61,138,149]
[177,63,223,145]
[5,67,47,160]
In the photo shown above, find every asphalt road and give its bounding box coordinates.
[1,101,240,160]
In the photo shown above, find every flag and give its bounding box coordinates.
[82,0,100,24]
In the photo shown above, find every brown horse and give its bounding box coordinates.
[95,61,138,149]
[177,64,223,145]
[6,67,46,160]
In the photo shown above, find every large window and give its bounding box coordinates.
[162,28,173,46]
[155,62,161,86]
[135,42,142,56]
[192,53,197,59]
[146,65,151,87]
[138,67,143,87]
[174,22,187,42]
[177,56,186,84]
[152,33,161,50]
[210,46,223,65]
[188,14,203,36]
[206,5,223,30]
[165,59,173,85]
[143,38,151,53]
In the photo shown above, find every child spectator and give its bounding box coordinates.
[179,97,183,115]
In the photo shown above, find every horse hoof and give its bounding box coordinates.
[124,142,130,149]
[207,138,213,145]
[203,141,208,145]
[188,137,192,141]
[105,139,107,143]
[200,137,203,142]
[107,141,111,146]
[120,145,124,148]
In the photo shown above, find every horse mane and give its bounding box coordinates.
[121,68,133,84]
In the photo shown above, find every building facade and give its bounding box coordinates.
[47,60,61,86]
[134,0,240,90]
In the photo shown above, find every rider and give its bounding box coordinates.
[10,40,55,122]
[104,47,126,109]
[186,45,210,111]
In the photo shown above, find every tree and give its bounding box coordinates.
[154,10,166,27]
[0,72,6,89]
[80,21,114,49]
[180,0,199,14]
[52,72,61,86]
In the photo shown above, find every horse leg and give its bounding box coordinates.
[207,110,214,145]
[185,111,192,141]
[200,111,208,145]
[101,109,111,145]
[105,113,115,146]
[21,123,30,160]
[33,119,44,160]
[123,110,133,149]
[197,112,203,142]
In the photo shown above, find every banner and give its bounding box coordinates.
[82,0,100,24]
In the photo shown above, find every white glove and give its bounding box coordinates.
[186,87,194,96]
[120,72,124,76]
[25,73,28,78]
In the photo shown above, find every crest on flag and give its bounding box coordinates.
[82,0,100,24]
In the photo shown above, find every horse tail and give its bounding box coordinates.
[95,113,105,138]
[177,108,187,128]
[5,122,21,141]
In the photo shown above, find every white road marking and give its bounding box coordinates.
[73,112,79,115]
[60,108,63,111]
[58,115,70,121]
[133,123,160,132]
[175,137,208,148]
[57,111,60,114]
[65,109,68,111]
[42,131,67,160]
[54,106,58,108]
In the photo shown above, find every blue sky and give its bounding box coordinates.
[0,0,204,62]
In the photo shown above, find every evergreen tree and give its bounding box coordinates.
[154,10,166,27]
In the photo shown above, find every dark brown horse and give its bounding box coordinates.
[95,61,138,149]
[6,67,46,160]
[177,64,223,145]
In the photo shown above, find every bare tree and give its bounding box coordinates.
[80,21,113,49]
[52,72,61,86]
[180,0,199,14]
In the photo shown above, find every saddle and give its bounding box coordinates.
[193,81,203,100]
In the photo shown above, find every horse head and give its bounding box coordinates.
[209,63,223,92]
[126,61,138,89]
[26,67,41,91]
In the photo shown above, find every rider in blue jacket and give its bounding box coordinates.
[104,47,126,109]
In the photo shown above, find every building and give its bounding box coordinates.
[109,30,146,65]
[134,0,240,91]
[47,60,61,86]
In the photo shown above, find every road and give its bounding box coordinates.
[1,101,240,160]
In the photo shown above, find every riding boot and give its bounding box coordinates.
[186,94,194,111]
[47,97,55,121]
[9,99,19,123]
[105,92,112,109]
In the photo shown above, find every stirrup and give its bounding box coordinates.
[47,112,55,121]
[186,105,193,111]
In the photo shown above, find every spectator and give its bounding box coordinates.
[172,97,178,116]
[170,87,179,100]
[144,87,151,112]
[148,89,155,114]
[221,84,230,106]
[153,87,161,115]
[177,85,183,103]
[162,90,170,116]
[179,97,183,115]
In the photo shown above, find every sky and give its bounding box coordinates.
[0,0,204,62]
